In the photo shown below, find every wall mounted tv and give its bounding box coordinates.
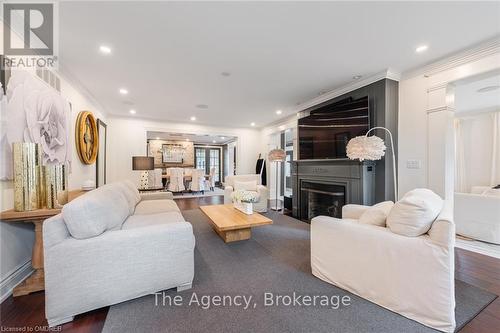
[298,96,370,160]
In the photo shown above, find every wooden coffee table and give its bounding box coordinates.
[200,204,272,243]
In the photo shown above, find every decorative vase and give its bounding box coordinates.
[38,165,47,208]
[45,164,68,209]
[233,201,253,215]
[13,142,41,211]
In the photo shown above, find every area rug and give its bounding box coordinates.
[102,210,497,333]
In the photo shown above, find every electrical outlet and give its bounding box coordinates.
[406,160,421,169]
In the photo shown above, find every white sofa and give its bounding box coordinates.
[224,174,269,212]
[455,186,500,244]
[43,181,195,327]
[311,192,455,332]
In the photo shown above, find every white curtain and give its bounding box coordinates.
[454,111,500,192]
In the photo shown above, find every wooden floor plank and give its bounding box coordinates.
[0,195,498,333]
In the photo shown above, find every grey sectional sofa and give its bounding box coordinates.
[43,181,195,327]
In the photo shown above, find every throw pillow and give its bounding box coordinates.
[387,188,443,237]
[116,181,139,214]
[122,180,141,204]
[234,180,257,191]
[358,201,394,227]
[62,184,130,239]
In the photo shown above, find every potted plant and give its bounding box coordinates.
[231,190,259,215]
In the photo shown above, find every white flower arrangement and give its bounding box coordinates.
[231,190,259,203]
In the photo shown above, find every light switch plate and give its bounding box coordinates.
[406,160,421,169]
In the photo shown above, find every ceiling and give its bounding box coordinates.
[58,1,500,127]
[455,72,500,114]
[147,131,236,145]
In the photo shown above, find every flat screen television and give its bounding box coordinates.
[298,96,370,160]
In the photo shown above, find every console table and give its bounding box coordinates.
[0,190,85,296]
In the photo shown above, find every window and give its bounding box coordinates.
[195,148,206,170]
[209,149,220,182]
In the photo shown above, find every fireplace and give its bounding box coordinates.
[300,181,345,221]
[292,159,375,222]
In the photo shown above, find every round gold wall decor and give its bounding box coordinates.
[75,111,99,164]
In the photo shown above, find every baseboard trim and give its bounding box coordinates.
[0,261,33,303]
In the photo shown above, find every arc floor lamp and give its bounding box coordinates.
[346,126,398,200]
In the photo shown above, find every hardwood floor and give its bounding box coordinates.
[1,195,498,333]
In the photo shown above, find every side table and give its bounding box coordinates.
[0,190,85,296]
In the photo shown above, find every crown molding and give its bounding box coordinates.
[293,69,400,113]
[55,64,109,117]
[402,36,500,80]
[262,68,400,130]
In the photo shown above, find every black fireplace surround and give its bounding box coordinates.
[292,78,398,222]
[292,160,375,221]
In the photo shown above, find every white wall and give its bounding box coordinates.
[260,116,298,198]
[106,117,262,185]
[0,24,106,299]
[398,47,500,199]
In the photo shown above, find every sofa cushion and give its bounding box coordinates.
[62,184,130,239]
[387,189,443,237]
[134,199,180,215]
[358,201,394,227]
[122,180,141,204]
[115,182,139,214]
[234,180,257,191]
[121,211,186,230]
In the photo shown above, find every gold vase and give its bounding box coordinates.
[45,164,68,209]
[38,165,47,208]
[13,142,41,211]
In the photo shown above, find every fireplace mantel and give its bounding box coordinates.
[291,159,375,221]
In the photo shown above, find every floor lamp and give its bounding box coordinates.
[268,148,286,211]
[346,126,398,200]
[132,156,154,189]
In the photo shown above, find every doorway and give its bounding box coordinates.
[195,146,222,185]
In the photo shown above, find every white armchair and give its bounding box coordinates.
[224,174,269,212]
[454,188,500,244]
[311,200,455,333]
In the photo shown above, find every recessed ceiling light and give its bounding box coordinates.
[415,45,429,53]
[185,138,189,141]
[129,109,136,114]
[190,116,196,121]
[250,122,256,127]
[220,136,226,140]
[276,110,282,115]
[119,88,128,95]
[352,75,362,80]
[477,85,500,93]
[99,45,112,54]
[196,104,209,109]
[156,137,160,140]
[221,72,231,77]
[212,140,216,143]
